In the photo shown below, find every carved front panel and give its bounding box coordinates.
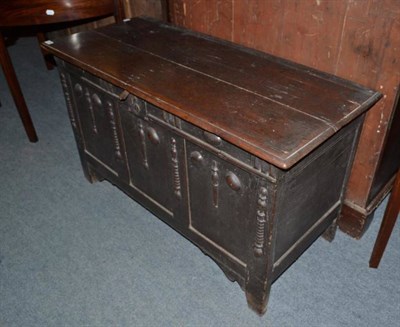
[120,102,184,215]
[186,142,259,264]
[69,74,125,176]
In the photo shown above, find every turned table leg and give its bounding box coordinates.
[369,170,400,268]
[0,32,38,142]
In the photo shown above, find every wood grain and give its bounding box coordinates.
[42,17,379,169]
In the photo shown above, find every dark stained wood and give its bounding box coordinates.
[369,169,400,268]
[37,31,55,70]
[168,0,400,238]
[0,31,38,142]
[46,18,378,315]
[96,21,375,126]
[42,18,380,169]
[47,0,167,40]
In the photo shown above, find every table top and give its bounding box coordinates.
[42,17,381,169]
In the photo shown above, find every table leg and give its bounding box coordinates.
[37,32,55,70]
[369,170,400,268]
[0,32,38,142]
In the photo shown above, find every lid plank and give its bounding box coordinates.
[42,17,381,169]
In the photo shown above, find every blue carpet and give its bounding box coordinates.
[0,37,399,327]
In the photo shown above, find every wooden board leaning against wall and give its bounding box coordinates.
[168,0,400,239]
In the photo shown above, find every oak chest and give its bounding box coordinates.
[43,17,380,314]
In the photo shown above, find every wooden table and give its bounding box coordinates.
[42,17,380,315]
[0,0,124,142]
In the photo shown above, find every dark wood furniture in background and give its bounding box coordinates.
[47,0,167,38]
[43,17,380,314]
[370,168,399,268]
[168,0,400,239]
[0,0,124,142]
